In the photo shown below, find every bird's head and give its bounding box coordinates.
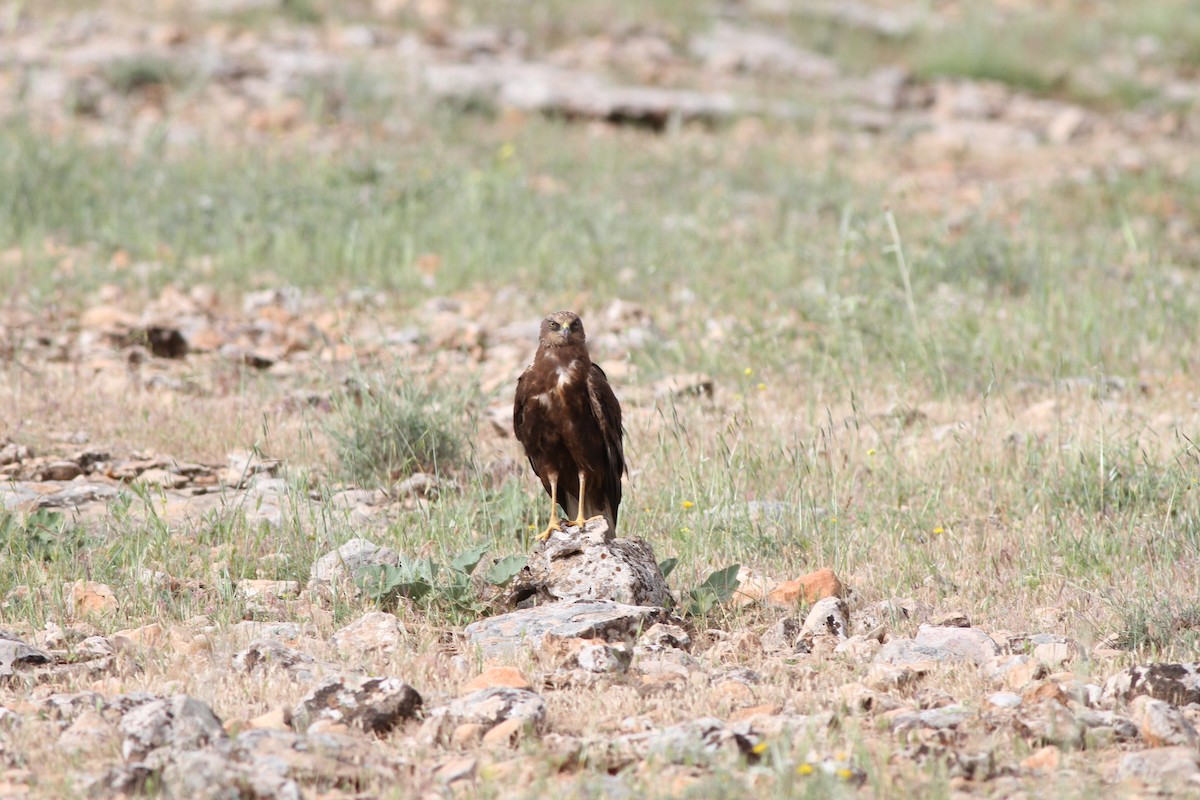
[539,311,586,347]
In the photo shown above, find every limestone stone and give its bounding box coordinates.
[292,676,422,734]
[508,518,670,607]
[464,599,672,658]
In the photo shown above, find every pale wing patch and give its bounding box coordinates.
[556,359,580,388]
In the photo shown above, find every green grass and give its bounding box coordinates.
[3,118,1199,397]
[102,55,188,95]
[325,368,475,487]
[4,3,1200,797]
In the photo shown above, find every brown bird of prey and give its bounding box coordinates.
[513,311,625,540]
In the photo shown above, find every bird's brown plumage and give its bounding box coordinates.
[513,311,625,535]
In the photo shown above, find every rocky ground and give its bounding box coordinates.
[4,0,1200,798]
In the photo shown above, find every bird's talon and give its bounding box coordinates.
[536,522,562,541]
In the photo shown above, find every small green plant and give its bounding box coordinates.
[1111,597,1200,655]
[326,372,473,488]
[281,0,322,24]
[485,554,527,587]
[357,545,523,615]
[103,56,184,94]
[1050,446,1179,517]
[0,509,89,563]
[684,563,741,617]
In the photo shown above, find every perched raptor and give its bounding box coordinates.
[513,311,625,539]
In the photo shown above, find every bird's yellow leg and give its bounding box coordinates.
[536,475,563,541]
[571,471,607,527]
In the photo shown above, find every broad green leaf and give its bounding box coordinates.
[391,578,433,601]
[658,557,679,579]
[485,555,527,586]
[356,564,400,600]
[449,543,489,575]
[696,564,741,601]
[685,563,741,617]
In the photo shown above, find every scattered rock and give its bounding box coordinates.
[1013,701,1086,749]
[690,24,838,80]
[231,621,304,642]
[39,460,83,481]
[612,716,765,765]
[119,694,226,761]
[865,662,928,692]
[0,638,52,677]
[510,518,670,607]
[1118,746,1200,788]
[393,472,447,498]
[236,580,300,602]
[232,640,334,682]
[1133,696,1199,747]
[161,748,301,800]
[652,373,714,400]
[0,442,31,466]
[329,611,407,657]
[1048,106,1089,144]
[1102,663,1200,707]
[577,643,631,673]
[929,611,970,628]
[248,707,292,731]
[897,704,975,735]
[707,631,762,662]
[308,538,401,591]
[292,676,422,734]
[637,623,691,652]
[876,624,999,667]
[481,717,529,748]
[423,687,548,745]
[981,654,1046,689]
[1020,745,1060,772]
[788,0,925,38]
[134,467,189,489]
[766,568,845,607]
[988,692,1022,709]
[461,666,533,694]
[425,62,797,130]
[799,597,849,641]
[58,709,118,754]
[834,634,881,662]
[760,617,803,655]
[1074,708,1138,745]
[291,671,420,734]
[113,623,166,649]
[223,450,280,488]
[435,756,478,786]
[464,599,673,658]
[68,581,119,615]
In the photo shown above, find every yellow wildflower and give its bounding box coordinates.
[932,526,944,535]
[744,367,753,376]
[796,763,814,776]
[682,500,695,509]
[837,768,854,780]
[751,741,768,755]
